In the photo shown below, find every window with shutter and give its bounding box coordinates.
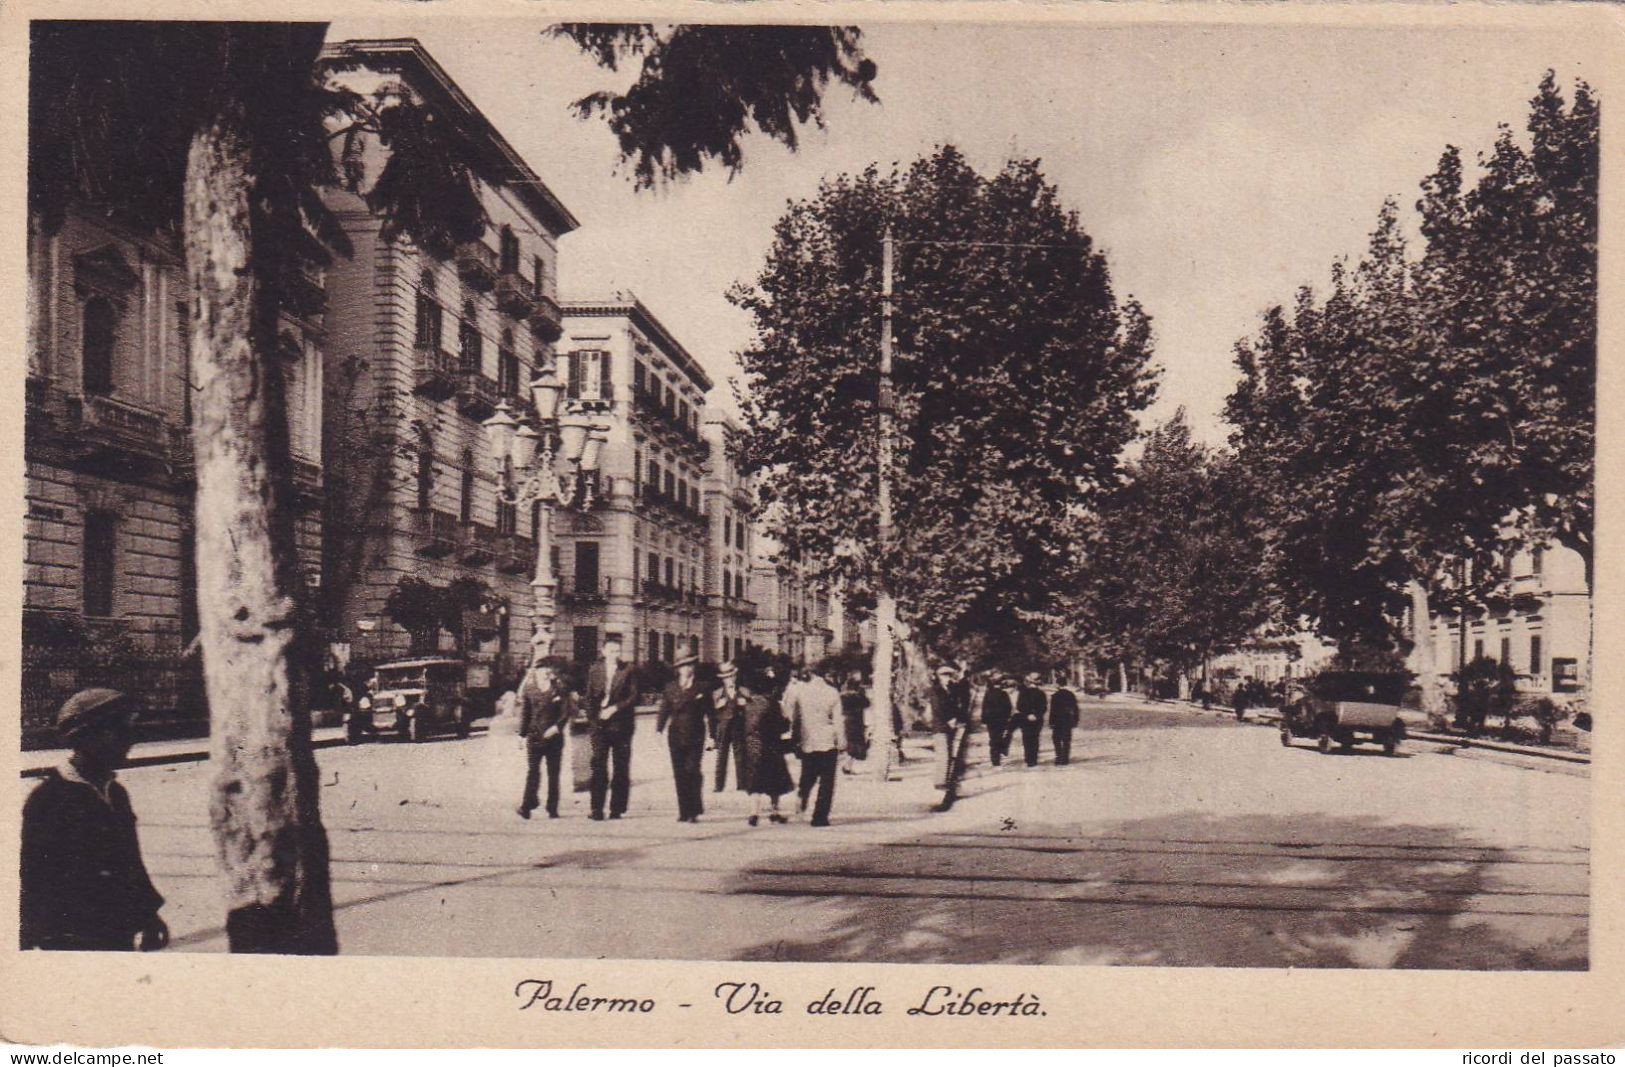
[460,450,475,524]
[567,351,581,398]
[599,351,612,402]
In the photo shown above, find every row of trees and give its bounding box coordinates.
[31,19,880,953]
[1223,72,1596,708]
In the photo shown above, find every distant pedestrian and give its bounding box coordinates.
[928,664,971,808]
[21,689,168,952]
[583,634,640,820]
[981,673,1013,766]
[1015,673,1048,767]
[711,661,749,792]
[840,670,870,773]
[1049,680,1080,765]
[786,659,844,827]
[734,664,795,826]
[656,652,712,823]
[517,657,574,820]
[1232,682,1249,721]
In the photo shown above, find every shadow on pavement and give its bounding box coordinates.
[726,811,1589,970]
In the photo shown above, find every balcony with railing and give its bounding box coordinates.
[456,241,499,292]
[64,393,171,466]
[496,269,540,319]
[496,535,536,575]
[459,522,498,565]
[560,575,613,606]
[456,369,499,419]
[410,508,461,558]
[529,291,564,342]
[413,341,458,400]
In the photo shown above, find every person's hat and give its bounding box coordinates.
[673,651,699,669]
[1025,671,1043,683]
[935,664,957,677]
[56,688,134,740]
[717,661,739,679]
[532,655,569,673]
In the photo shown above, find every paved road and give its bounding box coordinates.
[86,699,1588,968]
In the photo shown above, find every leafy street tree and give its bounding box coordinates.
[30,19,878,953]
[733,146,1158,675]
[1225,74,1597,707]
[1069,413,1272,693]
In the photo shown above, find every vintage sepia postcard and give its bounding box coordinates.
[0,0,1621,1050]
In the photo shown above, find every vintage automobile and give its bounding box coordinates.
[1279,670,1410,756]
[347,657,476,743]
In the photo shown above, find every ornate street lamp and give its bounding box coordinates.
[483,366,612,665]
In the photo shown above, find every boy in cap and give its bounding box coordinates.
[20,689,168,951]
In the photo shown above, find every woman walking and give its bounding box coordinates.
[736,664,795,826]
[840,670,869,774]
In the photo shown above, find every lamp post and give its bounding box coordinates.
[483,366,611,668]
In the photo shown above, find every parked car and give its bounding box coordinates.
[347,657,476,743]
[1279,670,1409,756]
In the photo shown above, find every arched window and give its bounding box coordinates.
[82,297,117,395]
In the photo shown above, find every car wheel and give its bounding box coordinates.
[1339,737,1354,751]
[408,714,427,743]
[1383,733,1398,756]
[1317,731,1331,754]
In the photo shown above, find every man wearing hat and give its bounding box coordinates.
[20,689,168,951]
[784,658,845,827]
[1015,672,1049,767]
[518,657,576,820]
[656,651,712,822]
[583,633,641,820]
[980,672,1014,766]
[927,664,972,807]
[710,660,748,792]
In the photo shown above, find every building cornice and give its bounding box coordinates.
[563,296,713,392]
[319,38,581,237]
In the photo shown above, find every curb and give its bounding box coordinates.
[21,729,353,779]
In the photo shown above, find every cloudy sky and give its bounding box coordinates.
[328,15,1595,443]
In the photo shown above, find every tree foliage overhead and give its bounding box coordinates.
[732,145,1158,660]
[1068,413,1274,675]
[550,24,877,188]
[1225,73,1597,651]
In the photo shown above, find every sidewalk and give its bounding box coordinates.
[22,725,352,778]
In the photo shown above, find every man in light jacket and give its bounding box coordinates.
[785,659,844,827]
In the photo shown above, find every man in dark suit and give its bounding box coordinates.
[518,657,574,819]
[1015,672,1048,767]
[711,660,749,791]
[582,634,640,820]
[980,672,1013,766]
[657,652,712,822]
[1049,679,1080,766]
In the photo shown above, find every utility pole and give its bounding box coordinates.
[870,227,898,780]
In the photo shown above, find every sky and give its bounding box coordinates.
[326,16,1595,443]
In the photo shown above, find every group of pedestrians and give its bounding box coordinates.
[510,634,852,828]
[921,666,1084,807]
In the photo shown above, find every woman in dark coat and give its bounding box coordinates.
[840,671,869,773]
[738,669,795,826]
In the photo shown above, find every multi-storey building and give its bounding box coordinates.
[1421,541,1590,697]
[554,295,713,665]
[749,537,833,666]
[22,205,326,742]
[700,412,757,663]
[317,39,576,685]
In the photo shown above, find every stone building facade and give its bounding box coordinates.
[1422,541,1591,698]
[551,296,714,665]
[22,205,325,744]
[317,39,577,687]
[749,538,834,666]
[700,412,757,664]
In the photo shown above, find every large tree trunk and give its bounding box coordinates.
[185,33,337,954]
[1406,580,1445,718]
